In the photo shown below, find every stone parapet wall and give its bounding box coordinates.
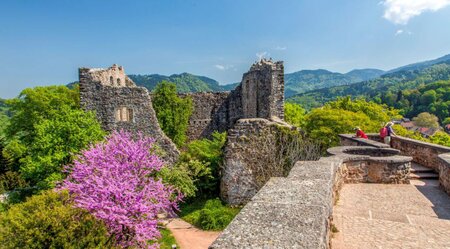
[328,146,412,184]
[342,133,450,195]
[365,134,450,172]
[438,154,450,195]
[211,159,343,249]
[339,134,389,148]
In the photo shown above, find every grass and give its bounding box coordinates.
[179,198,241,231]
[156,227,178,249]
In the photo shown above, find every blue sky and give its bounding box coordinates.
[1,0,450,98]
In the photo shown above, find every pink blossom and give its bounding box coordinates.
[62,131,181,248]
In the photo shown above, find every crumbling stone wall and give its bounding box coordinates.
[241,59,284,119]
[181,92,230,141]
[79,59,285,175]
[220,118,320,205]
[79,65,180,164]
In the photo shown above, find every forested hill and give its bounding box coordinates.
[284,68,384,97]
[129,73,235,93]
[288,59,450,110]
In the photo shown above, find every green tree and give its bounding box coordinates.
[5,86,79,144]
[19,106,105,189]
[284,102,306,127]
[0,190,115,248]
[1,86,105,198]
[304,108,375,148]
[152,81,193,147]
[412,112,440,129]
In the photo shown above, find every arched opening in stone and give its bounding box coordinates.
[117,78,121,86]
[110,76,114,85]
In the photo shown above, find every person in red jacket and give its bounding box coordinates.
[354,127,368,139]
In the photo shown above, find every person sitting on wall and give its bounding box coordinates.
[380,122,396,146]
[354,127,368,139]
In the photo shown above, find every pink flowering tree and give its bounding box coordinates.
[62,131,182,248]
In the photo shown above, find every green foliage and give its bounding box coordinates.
[288,62,450,110]
[157,164,197,198]
[19,106,105,189]
[180,132,227,197]
[0,99,9,138]
[0,190,115,249]
[0,86,105,195]
[443,117,450,125]
[393,125,450,147]
[152,81,193,147]
[179,198,240,231]
[303,98,398,148]
[412,112,440,129]
[5,86,80,144]
[284,102,306,127]
[156,227,178,249]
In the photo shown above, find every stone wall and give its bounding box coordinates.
[438,154,450,195]
[180,92,230,141]
[220,118,289,205]
[342,134,450,195]
[241,59,284,120]
[211,157,344,249]
[79,66,180,164]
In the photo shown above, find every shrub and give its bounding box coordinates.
[63,131,182,248]
[180,198,240,231]
[0,190,114,249]
[180,132,226,197]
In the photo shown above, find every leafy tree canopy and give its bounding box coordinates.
[152,81,193,147]
[412,112,440,129]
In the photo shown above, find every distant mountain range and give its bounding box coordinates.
[128,73,234,93]
[284,68,385,97]
[287,54,450,110]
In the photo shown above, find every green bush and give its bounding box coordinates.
[0,190,115,249]
[180,198,240,231]
[157,163,197,198]
[180,132,226,197]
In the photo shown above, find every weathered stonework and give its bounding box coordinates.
[79,65,180,163]
[241,60,284,119]
[79,59,285,168]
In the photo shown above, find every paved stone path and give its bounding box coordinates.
[166,218,221,249]
[332,179,450,249]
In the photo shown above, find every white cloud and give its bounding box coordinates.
[382,0,450,24]
[395,29,413,35]
[256,51,268,60]
[274,46,287,51]
[214,64,234,71]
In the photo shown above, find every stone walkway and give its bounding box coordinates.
[166,218,221,249]
[332,179,450,249]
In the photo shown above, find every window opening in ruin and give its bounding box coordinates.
[115,107,134,122]
[110,76,114,85]
[117,78,121,86]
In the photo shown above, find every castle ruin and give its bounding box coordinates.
[79,59,288,203]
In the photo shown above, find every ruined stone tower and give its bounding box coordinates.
[79,65,180,163]
[241,59,284,120]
